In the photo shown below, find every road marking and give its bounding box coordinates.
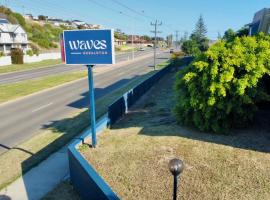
[32,102,53,113]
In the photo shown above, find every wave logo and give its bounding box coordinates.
[68,40,107,50]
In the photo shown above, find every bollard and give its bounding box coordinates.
[168,158,184,200]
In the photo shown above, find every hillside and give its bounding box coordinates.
[0,6,66,50]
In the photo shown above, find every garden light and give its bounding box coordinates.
[168,158,184,200]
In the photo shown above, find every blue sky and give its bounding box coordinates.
[6,0,270,39]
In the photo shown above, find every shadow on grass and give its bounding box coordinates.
[0,144,34,155]
[0,195,11,200]
[111,72,270,154]
[18,69,157,199]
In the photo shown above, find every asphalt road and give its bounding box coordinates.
[0,50,170,154]
[0,49,153,84]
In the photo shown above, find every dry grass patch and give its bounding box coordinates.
[42,181,80,200]
[80,72,270,200]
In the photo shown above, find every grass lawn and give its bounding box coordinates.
[0,62,169,190]
[0,59,62,74]
[80,72,270,200]
[0,71,87,103]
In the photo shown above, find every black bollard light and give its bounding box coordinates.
[168,158,184,200]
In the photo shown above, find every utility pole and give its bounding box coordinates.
[175,30,179,50]
[151,20,162,70]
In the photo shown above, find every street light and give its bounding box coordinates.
[168,158,184,200]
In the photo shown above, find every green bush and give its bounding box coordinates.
[0,51,4,57]
[181,40,200,55]
[11,48,24,64]
[29,43,40,56]
[174,33,270,134]
[26,49,34,56]
[171,51,185,67]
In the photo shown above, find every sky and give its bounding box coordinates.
[5,0,270,39]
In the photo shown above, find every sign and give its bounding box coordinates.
[62,29,115,65]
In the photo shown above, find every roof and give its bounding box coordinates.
[0,18,9,24]
[0,24,20,33]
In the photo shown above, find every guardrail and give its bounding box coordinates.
[68,56,193,200]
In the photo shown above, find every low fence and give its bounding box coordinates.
[68,116,120,200]
[0,52,61,66]
[108,56,193,124]
[68,56,193,200]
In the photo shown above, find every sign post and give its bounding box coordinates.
[62,29,115,147]
[87,65,97,147]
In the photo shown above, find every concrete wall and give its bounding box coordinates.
[68,116,120,200]
[0,52,61,66]
[0,56,12,66]
[23,53,61,63]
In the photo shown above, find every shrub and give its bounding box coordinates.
[11,48,24,64]
[174,33,270,134]
[29,43,40,56]
[115,46,121,51]
[26,49,34,56]
[0,51,4,57]
[181,39,200,55]
[171,51,185,67]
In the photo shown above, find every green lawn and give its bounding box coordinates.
[0,71,87,104]
[0,62,170,190]
[0,60,170,104]
[0,59,62,74]
[80,72,270,200]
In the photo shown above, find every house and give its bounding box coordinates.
[23,14,33,20]
[72,20,87,27]
[48,18,69,27]
[114,39,126,46]
[0,19,28,54]
[248,8,270,35]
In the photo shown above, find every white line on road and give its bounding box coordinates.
[32,102,53,113]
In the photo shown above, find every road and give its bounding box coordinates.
[0,50,170,154]
[0,49,153,84]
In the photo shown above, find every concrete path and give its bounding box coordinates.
[0,146,69,200]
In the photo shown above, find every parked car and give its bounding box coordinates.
[139,47,145,51]
[169,49,174,53]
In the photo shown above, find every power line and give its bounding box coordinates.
[110,0,154,20]
[86,0,143,22]
[150,20,162,70]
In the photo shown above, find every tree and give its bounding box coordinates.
[236,27,249,37]
[192,15,207,41]
[181,39,200,55]
[114,30,127,40]
[191,15,209,51]
[180,31,189,46]
[217,32,222,40]
[175,33,270,134]
[38,15,47,21]
[223,29,236,42]
[142,35,152,42]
